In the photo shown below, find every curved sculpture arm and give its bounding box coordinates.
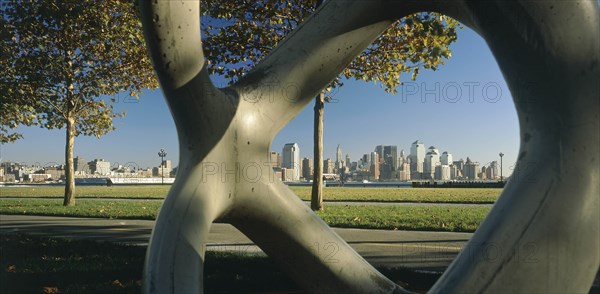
[228,178,407,294]
[231,0,398,136]
[429,1,600,292]
[140,1,238,165]
[140,0,204,89]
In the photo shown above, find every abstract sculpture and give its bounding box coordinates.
[139,1,599,293]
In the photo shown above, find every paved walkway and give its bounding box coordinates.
[0,214,472,271]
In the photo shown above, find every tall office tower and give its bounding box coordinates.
[269,151,281,168]
[428,146,440,162]
[435,164,451,181]
[488,161,499,180]
[336,144,343,169]
[423,146,440,180]
[370,152,380,180]
[440,151,453,165]
[374,145,385,162]
[398,157,411,181]
[464,157,480,180]
[383,145,398,171]
[361,154,371,170]
[302,157,313,180]
[398,149,405,165]
[480,166,488,180]
[282,143,300,181]
[454,159,465,175]
[345,154,351,170]
[409,140,425,179]
[323,158,334,174]
[450,164,460,179]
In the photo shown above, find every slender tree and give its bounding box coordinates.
[200,0,459,210]
[1,0,158,205]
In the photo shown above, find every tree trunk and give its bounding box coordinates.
[63,115,76,206]
[311,92,324,211]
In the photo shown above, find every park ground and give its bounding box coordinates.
[1,186,598,293]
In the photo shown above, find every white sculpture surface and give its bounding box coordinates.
[140,1,599,293]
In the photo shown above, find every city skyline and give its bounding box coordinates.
[2,139,508,179]
[0,26,518,176]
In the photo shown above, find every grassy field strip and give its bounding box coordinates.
[0,199,490,232]
[0,186,170,199]
[290,186,500,203]
[0,199,162,220]
[316,205,489,232]
[366,242,462,252]
[0,186,501,203]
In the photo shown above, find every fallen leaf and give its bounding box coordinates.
[42,286,60,294]
[6,264,16,273]
[112,280,125,288]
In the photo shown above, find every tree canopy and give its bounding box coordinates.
[0,0,158,143]
[200,0,459,92]
[1,0,158,205]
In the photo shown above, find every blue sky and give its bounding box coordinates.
[1,25,519,175]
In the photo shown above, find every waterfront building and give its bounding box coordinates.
[282,143,300,181]
[464,157,480,180]
[440,151,453,165]
[302,157,313,180]
[90,159,111,175]
[370,152,380,180]
[269,151,282,168]
[409,140,425,179]
[323,158,335,174]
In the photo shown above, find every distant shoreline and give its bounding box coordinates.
[1,179,504,188]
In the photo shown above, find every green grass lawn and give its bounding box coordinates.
[0,185,501,203]
[0,199,162,220]
[290,186,500,203]
[0,185,495,232]
[0,199,490,232]
[317,205,489,232]
[0,233,441,293]
[0,185,170,199]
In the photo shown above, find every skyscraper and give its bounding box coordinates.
[282,143,300,181]
[435,164,451,181]
[323,158,334,174]
[361,154,370,170]
[269,151,281,168]
[440,151,453,165]
[302,157,313,180]
[453,158,465,179]
[370,152,380,180]
[374,145,385,163]
[409,140,425,179]
[486,161,499,180]
[423,146,440,180]
[345,154,351,169]
[383,145,398,170]
[464,157,480,180]
[398,149,405,165]
[336,144,344,170]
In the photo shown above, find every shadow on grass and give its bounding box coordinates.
[0,233,445,293]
